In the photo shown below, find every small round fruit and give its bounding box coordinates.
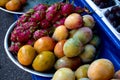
[0,0,10,7]
[52,25,69,41]
[32,51,55,72]
[64,13,83,29]
[83,15,95,29]
[73,27,93,44]
[88,59,114,80]
[114,70,120,79]
[52,68,75,80]
[54,40,66,58]
[17,45,36,66]
[5,0,21,11]
[75,64,90,79]
[20,0,27,4]
[34,36,55,53]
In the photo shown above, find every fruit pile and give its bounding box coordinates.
[8,1,111,78]
[104,6,120,32]
[0,0,27,11]
[52,59,120,80]
[8,2,120,80]
[92,0,115,8]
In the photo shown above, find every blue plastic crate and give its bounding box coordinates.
[13,0,120,80]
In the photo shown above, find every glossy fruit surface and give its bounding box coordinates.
[32,51,55,72]
[17,45,36,66]
[34,36,55,53]
[54,40,66,58]
[64,13,83,29]
[88,59,114,80]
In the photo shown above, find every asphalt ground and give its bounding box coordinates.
[0,9,32,80]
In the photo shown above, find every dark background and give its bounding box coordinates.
[0,9,32,80]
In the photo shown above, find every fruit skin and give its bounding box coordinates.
[83,15,95,29]
[34,36,55,53]
[63,38,83,57]
[75,64,90,79]
[64,13,83,29]
[79,44,96,63]
[73,27,93,45]
[32,51,55,72]
[78,78,89,80]
[69,29,77,38]
[54,40,66,58]
[113,70,120,79]
[52,25,69,41]
[54,56,81,71]
[89,34,100,48]
[17,45,36,66]
[5,0,21,11]
[0,0,10,7]
[88,59,115,80]
[52,68,75,80]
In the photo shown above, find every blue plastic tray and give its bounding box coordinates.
[13,0,120,80]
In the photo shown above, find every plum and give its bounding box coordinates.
[89,34,101,48]
[52,68,75,80]
[75,64,90,79]
[73,27,93,45]
[54,56,81,71]
[63,38,83,57]
[114,70,120,79]
[83,15,95,29]
[79,44,96,63]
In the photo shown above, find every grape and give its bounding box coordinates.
[104,6,120,32]
[104,10,110,17]
[92,0,115,8]
[111,6,120,13]
[107,14,115,22]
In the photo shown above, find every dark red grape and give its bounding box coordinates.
[108,13,115,22]
[111,6,120,13]
[116,11,120,18]
[104,10,110,17]
[92,0,115,8]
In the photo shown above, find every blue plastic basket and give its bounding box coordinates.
[13,0,120,80]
